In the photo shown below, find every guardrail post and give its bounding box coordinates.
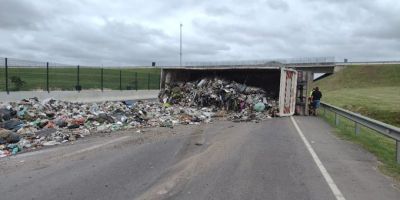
[5,58,9,94]
[335,113,339,126]
[354,122,360,136]
[46,62,49,93]
[397,141,400,164]
[323,107,326,117]
[355,122,360,135]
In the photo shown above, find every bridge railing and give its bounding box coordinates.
[336,61,400,65]
[320,102,400,163]
[184,56,335,67]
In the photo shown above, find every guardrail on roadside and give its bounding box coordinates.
[320,102,400,163]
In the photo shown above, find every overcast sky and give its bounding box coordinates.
[0,0,399,66]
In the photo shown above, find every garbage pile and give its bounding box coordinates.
[159,77,279,122]
[0,78,278,158]
[0,98,214,157]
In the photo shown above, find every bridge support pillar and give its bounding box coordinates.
[295,71,313,115]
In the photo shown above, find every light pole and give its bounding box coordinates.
[180,23,183,67]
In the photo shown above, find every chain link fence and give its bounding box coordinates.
[0,56,338,92]
[0,57,161,93]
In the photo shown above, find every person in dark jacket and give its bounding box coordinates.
[308,87,316,115]
[311,87,322,116]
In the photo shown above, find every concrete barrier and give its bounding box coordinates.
[0,90,160,103]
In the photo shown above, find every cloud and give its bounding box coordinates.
[0,0,45,30]
[205,6,235,16]
[0,0,399,65]
[265,0,289,11]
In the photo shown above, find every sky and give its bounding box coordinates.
[0,0,399,66]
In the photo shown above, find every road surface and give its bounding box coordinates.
[0,117,399,200]
[0,90,159,103]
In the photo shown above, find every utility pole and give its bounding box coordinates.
[180,23,183,67]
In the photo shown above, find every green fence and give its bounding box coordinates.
[0,58,161,92]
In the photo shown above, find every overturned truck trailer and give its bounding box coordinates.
[160,66,298,116]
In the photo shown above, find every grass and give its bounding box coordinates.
[320,109,400,181]
[314,64,400,127]
[322,87,400,127]
[0,67,161,91]
[316,64,400,91]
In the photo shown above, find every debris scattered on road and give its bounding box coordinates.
[0,97,215,156]
[0,78,278,157]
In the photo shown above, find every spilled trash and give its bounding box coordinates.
[0,98,214,157]
[0,78,278,157]
[159,78,279,122]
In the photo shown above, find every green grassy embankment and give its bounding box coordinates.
[316,64,400,127]
[0,68,161,91]
[314,64,400,181]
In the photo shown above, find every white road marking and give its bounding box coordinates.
[290,116,346,200]
[62,136,131,158]
[13,136,132,160]
[13,129,209,160]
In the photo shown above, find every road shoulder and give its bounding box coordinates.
[293,116,400,200]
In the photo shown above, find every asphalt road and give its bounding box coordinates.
[0,117,399,200]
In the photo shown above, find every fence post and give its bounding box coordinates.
[397,141,400,164]
[335,113,339,126]
[158,74,161,89]
[76,65,80,91]
[119,70,122,91]
[5,58,8,94]
[355,122,360,135]
[46,62,49,93]
[101,68,103,92]
[147,73,150,90]
[135,72,138,91]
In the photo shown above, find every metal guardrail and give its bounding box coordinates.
[320,102,400,163]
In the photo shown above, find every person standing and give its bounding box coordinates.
[311,87,322,116]
[308,87,316,115]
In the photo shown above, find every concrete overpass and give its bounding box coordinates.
[160,58,399,115]
[171,58,400,73]
[181,57,337,73]
[164,62,336,73]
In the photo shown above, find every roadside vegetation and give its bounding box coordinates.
[315,64,400,181]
